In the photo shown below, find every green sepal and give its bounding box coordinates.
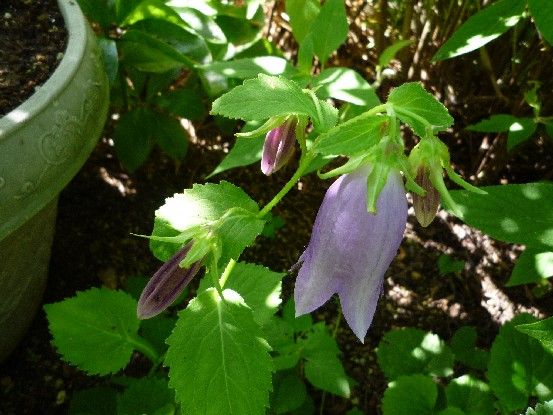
[235,115,288,138]
[429,166,462,217]
[366,163,391,213]
[444,165,487,195]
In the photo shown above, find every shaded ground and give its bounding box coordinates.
[2,1,553,414]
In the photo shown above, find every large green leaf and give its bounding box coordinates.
[285,0,320,44]
[517,316,553,355]
[445,375,495,415]
[313,67,380,107]
[151,181,265,265]
[467,114,537,150]
[388,82,453,136]
[44,288,140,375]
[314,114,388,156]
[211,74,338,132]
[488,314,553,412]
[450,326,489,370]
[152,87,206,121]
[450,182,553,249]
[200,56,297,79]
[528,0,553,45]
[165,288,272,415]
[433,0,526,61]
[113,108,156,171]
[382,374,438,415]
[152,113,189,161]
[309,0,348,63]
[271,372,308,414]
[377,328,454,380]
[507,248,553,286]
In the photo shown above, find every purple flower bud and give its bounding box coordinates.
[412,166,441,227]
[294,166,407,342]
[261,118,297,175]
[137,242,202,319]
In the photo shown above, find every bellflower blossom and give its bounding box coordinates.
[261,118,297,175]
[137,242,202,319]
[294,166,408,341]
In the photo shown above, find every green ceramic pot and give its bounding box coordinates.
[0,0,109,361]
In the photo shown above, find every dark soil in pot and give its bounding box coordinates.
[0,0,67,116]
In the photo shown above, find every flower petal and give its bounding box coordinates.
[294,167,407,342]
[261,119,297,175]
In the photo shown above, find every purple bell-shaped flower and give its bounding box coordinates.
[294,166,408,341]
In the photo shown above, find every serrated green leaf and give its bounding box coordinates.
[313,67,381,107]
[517,316,553,355]
[285,0,320,44]
[309,0,348,63]
[433,0,526,61]
[200,56,297,79]
[210,74,338,132]
[488,314,553,412]
[165,288,272,415]
[44,288,140,375]
[382,374,438,415]
[446,375,495,415]
[507,248,553,286]
[437,408,465,415]
[528,0,553,45]
[450,182,553,249]
[388,82,453,136]
[377,328,454,380]
[117,377,175,415]
[151,181,265,265]
[450,326,489,370]
[379,39,413,68]
[523,399,553,415]
[314,114,388,156]
[272,372,308,414]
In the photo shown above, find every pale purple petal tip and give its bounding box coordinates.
[261,119,297,175]
[294,166,407,342]
[137,242,201,319]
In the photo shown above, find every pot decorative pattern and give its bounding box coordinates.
[0,0,109,360]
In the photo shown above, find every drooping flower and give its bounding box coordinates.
[294,165,408,341]
[261,118,297,175]
[137,242,202,319]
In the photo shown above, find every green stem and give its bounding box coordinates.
[219,259,237,288]
[129,334,160,364]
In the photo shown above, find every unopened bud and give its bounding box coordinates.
[412,167,440,227]
[261,118,297,175]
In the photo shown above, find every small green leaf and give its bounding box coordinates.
[175,7,226,44]
[467,114,520,132]
[152,88,206,120]
[508,248,553,286]
[77,0,114,30]
[117,377,175,415]
[272,373,307,414]
[211,74,338,132]
[528,0,553,45]
[377,328,454,380]
[285,0,320,44]
[446,375,495,415]
[314,114,388,156]
[153,113,189,161]
[309,0,349,63]
[437,254,465,275]
[382,374,438,415]
[450,182,553,249]
[378,39,413,68]
[207,136,264,178]
[450,326,489,370]
[388,82,453,136]
[313,67,381,107]
[517,316,553,354]
[488,314,553,412]
[113,108,156,171]
[433,0,526,61]
[44,288,140,375]
[165,288,272,415]
[507,118,537,150]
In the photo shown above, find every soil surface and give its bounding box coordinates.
[0,0,67,116]
[1,1,553,414]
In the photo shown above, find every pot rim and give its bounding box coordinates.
[0,0,88,138]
